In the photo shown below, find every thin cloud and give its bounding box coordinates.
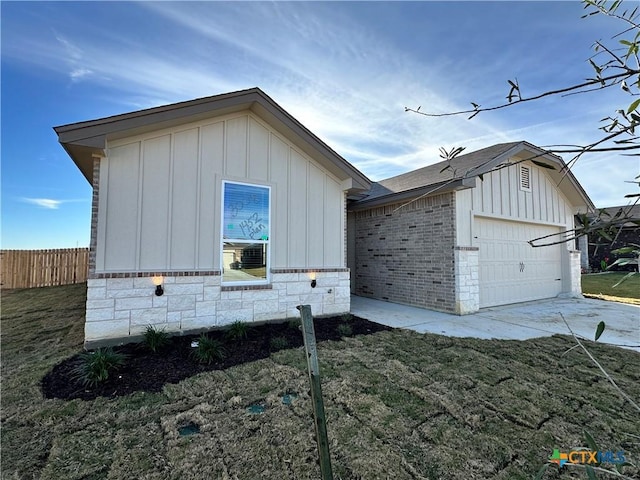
[54,32,92,82]
[22,198,63,209]
[54,33,82,61]
[70,67,93,81]
[21,198,86,210]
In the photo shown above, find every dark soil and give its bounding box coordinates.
[41,315,392,401]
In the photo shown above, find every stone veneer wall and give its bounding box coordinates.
[560,250,584,299]
[84,269,350,348]
[353,193,457,312]
[453,247,479,314]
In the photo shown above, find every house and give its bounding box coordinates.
[55,88,370,347]
[578,204,640,271]
[347,141,594,313]
[57,88,597,345]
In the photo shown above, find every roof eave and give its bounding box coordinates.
[349,178,469,211]
[53,89,262,142]
[55,88,371,190]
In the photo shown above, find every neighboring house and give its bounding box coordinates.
[348,141,594,313]
[55,88,370,347]
[578,204,640,271]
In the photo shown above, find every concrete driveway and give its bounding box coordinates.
[350,295,640,352]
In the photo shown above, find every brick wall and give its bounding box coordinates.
[352,193,457,312]
[88,156,101,276]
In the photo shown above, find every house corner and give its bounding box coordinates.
[453,246,479,315]
[559,250,584,299]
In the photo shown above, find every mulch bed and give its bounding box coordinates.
[41,316,392,401]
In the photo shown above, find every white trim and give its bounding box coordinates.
[134,141,144,270]
[472,211,568,228]
[167,130,175,267]
[194,126,202,265]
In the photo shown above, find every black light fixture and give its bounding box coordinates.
[310,272,316,288]
[152,276,164,296]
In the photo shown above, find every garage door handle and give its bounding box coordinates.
[555,278,561,281]
[519,262,525,272]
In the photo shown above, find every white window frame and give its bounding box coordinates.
[220,180,271,286]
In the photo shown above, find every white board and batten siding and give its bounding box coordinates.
[95,113,345,272]
[455,161,576,308]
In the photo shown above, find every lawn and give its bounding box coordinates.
[2,284,640,479]
[582,272,640,305]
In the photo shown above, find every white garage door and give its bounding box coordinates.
[476,217,563,308]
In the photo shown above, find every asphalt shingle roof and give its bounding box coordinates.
[592,204,640,228]
[362,141,522,202]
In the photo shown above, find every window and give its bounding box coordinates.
[221,181,270,285]
[519,165,531,192]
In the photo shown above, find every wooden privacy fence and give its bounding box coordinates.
[1,248,89,289]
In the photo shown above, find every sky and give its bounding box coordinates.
[2,1,638,249]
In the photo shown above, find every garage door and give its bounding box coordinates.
[476,217,563,308]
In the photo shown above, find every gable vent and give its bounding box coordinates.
[519,165,531,192]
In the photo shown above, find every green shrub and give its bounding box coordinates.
[269,336,289,351]
[341,312,354,323]
[192,334,225,364]
[337,323,353,337]
[143,325,170,353]
[225,320,250,342]
[287,318,301,330]
[73,347,127,387]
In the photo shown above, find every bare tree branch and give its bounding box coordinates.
[583,0,640,30]
[404,70,639,118]
[543,145,640,153]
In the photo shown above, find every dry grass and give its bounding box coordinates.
[582,272,640,305]
[582,293,640,306]
[2,284,640,479]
